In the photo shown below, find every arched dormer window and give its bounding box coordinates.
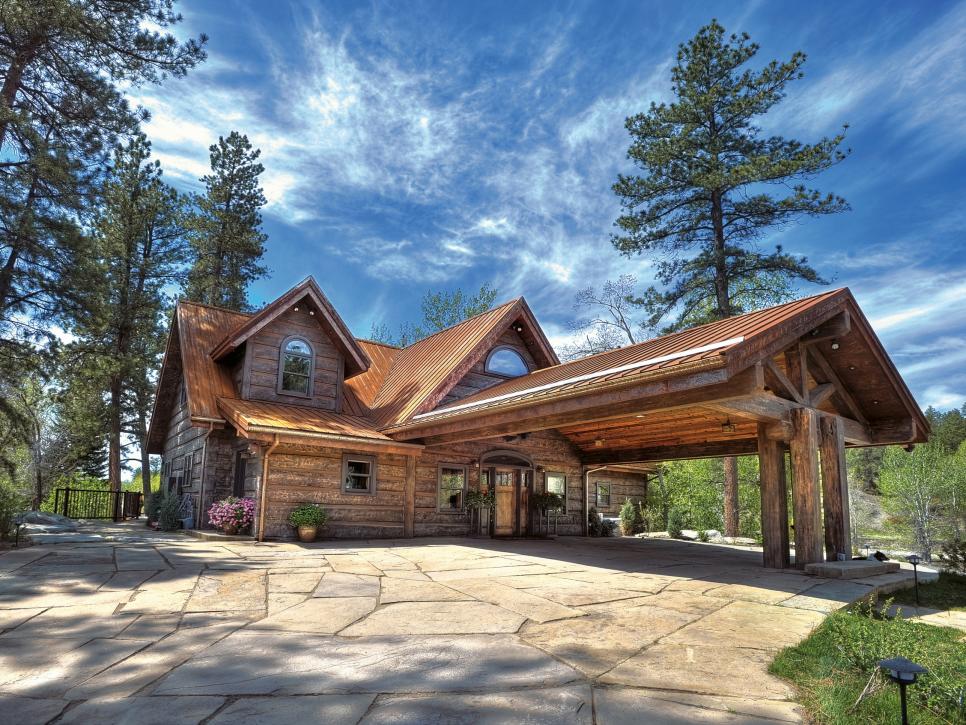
[484,346,529,377]
[278,336,313,397]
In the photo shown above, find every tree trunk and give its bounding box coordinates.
[723,455,739,537]
[139,410,152,499]
[709,190,732,318]
[108,375,122,491]
[0,35,42,150]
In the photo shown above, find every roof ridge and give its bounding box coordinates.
[397,297,521,350]
[355,337,402,350]
[178,299,254,316]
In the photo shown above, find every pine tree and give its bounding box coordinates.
[185,131,268,311]
[612,20,850,536]
[0,0,205,458]
[70,135,188,490]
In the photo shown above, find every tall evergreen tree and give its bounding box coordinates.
[612,20,850,536]
[70,135,188,490]
[0,0,205,456]
[185,131,268,311]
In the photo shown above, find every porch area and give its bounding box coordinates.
[0,528,919,724]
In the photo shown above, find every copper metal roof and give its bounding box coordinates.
[217,397,394,442]
[390,289,849,427]
[179,302,248,420]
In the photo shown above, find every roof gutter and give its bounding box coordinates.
[257,434,280,543]
[246,424,424,452]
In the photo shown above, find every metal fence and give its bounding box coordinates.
[52,488,143,521]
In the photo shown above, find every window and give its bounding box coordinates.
[342,454,376,494]
[595,482,611,507]
[279,336,313,396]
[484,346,529,377]
[546,472,567,513]
[437,464,467,512]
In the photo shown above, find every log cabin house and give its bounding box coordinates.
[148,277,927,567]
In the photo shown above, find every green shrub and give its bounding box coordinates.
[619,499,641,536]
[638,503,664,533]
[587,507,603,536]
[531,491,564,512]
[157,492,181,531]
[599,518,617,537]
[288,503,328,528]
[667,507,685,538]
[0,479,28,540]
[938,538,966,574]
[465,489,495,509]
[697,529,709,542]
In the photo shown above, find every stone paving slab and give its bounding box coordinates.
[779,580,875,613]
[600,643,796,700]
[0,603,136,640]
[251,596,377,633]
[0,695,69,723]
[209,694,376,724]
[57,695,225,724]
[154,631,579,695]
[362,684,594,724]
[595,686,801,724]
[663,600,825,650]
[313,572,380,597]
[342,600,526,635]
[379,577,473,603]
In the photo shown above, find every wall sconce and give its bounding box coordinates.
[721,419,737,433]
[831,340,840,350]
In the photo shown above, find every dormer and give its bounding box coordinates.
[210,278,371,413]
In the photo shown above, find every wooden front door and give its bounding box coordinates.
[493,468,516,536]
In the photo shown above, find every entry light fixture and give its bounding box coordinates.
[830,341,840,350]
[721,419,737,433]
[878,656,928,725]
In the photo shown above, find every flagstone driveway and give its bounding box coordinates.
[0,527,911,724]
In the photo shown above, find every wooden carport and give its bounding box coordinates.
[384,289,929,568]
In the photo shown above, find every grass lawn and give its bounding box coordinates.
[891,572,966,613]
[770,601,965,724]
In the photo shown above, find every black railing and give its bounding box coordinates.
[52,488,143,521]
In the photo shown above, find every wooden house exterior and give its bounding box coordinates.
[149,278,927,567]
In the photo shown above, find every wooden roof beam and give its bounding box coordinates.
[402,364,764,446]
[802,310,851,344]
[763,358,805,404]
[805,345,868,425]
[582,439,760,465]
[705,395,871,446]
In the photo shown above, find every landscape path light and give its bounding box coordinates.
[907,554,921,607]
[878,656,928,725]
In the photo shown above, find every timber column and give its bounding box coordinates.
[757,424,790,569]
[819,415,852,560]
[790,407,824,567]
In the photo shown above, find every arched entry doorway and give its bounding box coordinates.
[480,450,533,537]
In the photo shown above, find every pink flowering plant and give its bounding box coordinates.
[207,496,256,533]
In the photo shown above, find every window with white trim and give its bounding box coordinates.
[279,337,313,396]
[546,472,567,513]
[342,454,376,494]
[595,482,611,507]
[437,464,467,512]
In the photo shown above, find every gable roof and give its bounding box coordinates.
[366,297,559,426]
[387,288,929,443]
[147,301,247,452]
[209,277,371,378]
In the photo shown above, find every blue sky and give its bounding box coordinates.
[138,0,966,411]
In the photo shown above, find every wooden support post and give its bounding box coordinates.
[820,415,852,560]
[404,454,416,538]
[758,424,790,569]
[790,407,824,567]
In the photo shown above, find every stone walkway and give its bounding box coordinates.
[0,526,914,724]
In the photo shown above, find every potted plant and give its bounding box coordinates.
[288,503,328,542]
[465,489,495,536]
[529,491,564,537]
[207,496,256,535]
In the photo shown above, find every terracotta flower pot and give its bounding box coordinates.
[297,525,317,542]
